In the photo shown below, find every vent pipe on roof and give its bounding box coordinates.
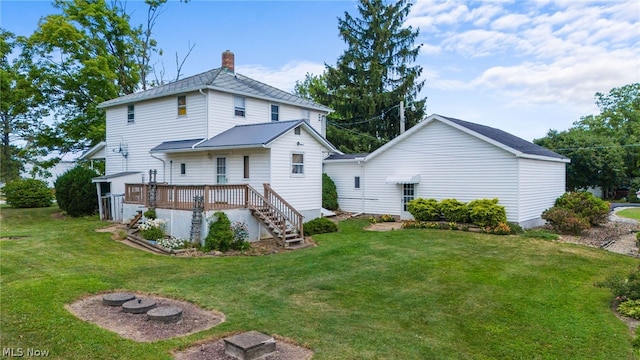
[222,50,234,72]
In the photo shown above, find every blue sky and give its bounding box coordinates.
[2,0,639,142]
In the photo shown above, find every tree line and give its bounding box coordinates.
[1,0,637,201]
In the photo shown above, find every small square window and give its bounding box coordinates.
[291,153,304,175]
[180,163,186,175]
[127,104,135,123]
[271,104,279,121]
[294,126,301,135]
[355,176,360,189]
[178,95,187,116]
[235,96,245,117]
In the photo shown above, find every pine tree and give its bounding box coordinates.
[325,0,426,151]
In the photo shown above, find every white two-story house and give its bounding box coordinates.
[94,50,339,245]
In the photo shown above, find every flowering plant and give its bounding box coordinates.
[157,237,190,250]
[139,218,167,240]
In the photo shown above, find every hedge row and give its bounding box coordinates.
[407,197,507,228]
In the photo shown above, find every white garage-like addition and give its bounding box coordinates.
[323,114,570,228]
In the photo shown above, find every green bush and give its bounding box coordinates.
[507,222,524,234]
[407,198,441,221]
[54,166,99,217]
[304,217,338,236]
[3,178,53,208]
[144,209,156,219]
[554,191,609,225]
[599,266,640,301]
[541,207,590,235]
[379,214,395,222]
[322,173,339,211]
[467,198,507,228]
[204,211,234,252]
[439,198,469,223]
[617,300,640,320]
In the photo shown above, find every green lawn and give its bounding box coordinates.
[617,207,640,221]
[1,206,638,359]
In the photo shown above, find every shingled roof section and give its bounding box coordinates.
[150,138,204,152]
[438,115,569,160]
[98,68,331,112]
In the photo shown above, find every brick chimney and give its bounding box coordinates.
[222,50,234,72]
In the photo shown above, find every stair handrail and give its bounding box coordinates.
[246,185,290,244]
[263,184,304,239]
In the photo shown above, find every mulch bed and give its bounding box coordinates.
[66,293,225,342]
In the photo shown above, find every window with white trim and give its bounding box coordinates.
[127,104,135,123]
[300,109,310,122]
[177,95,187,116]
[243,156,249,179]
[403,184,415,211]
[216,157,227,184]
[234,96,245,117]
[291,153,304,175]
[271,104,279,121]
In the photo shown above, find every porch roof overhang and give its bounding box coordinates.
[385,173,420,184]
[92,171,141,183]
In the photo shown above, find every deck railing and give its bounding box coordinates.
[124,184,248,211]
[123,183,303,240]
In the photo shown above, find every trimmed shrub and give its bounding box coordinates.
[3,178,53,208]
[541,207,590,235]
[491,222,512,235]
[467,198,507,228]
[439,198,469,223]
[407,198,441,221]
[204,211,234,252]
[54,166,99,217]
[554,191,609,225]
[304,217,338,236]
[322,173,339,211]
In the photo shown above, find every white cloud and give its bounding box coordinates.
[491,13,531,31]
[239,61,326,93]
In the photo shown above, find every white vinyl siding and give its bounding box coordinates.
[324,119,567,226]
[517,158,566,224]
[269,128,324,216]
[104,92,205,178]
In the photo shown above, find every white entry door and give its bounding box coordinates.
[401,184,415,219]
[216,157,227,184]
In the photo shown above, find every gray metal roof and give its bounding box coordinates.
[150,120,339,153]
[438,115,569,160]
[150,138,204,152]
[324,153,369,161]
[98,68,332,112]
[196,120,302,149]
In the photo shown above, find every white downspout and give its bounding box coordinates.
[199,88,209,140]
[359,159,365,214]
[149,152,166,183]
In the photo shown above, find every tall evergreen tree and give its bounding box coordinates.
[325,0,426,152]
